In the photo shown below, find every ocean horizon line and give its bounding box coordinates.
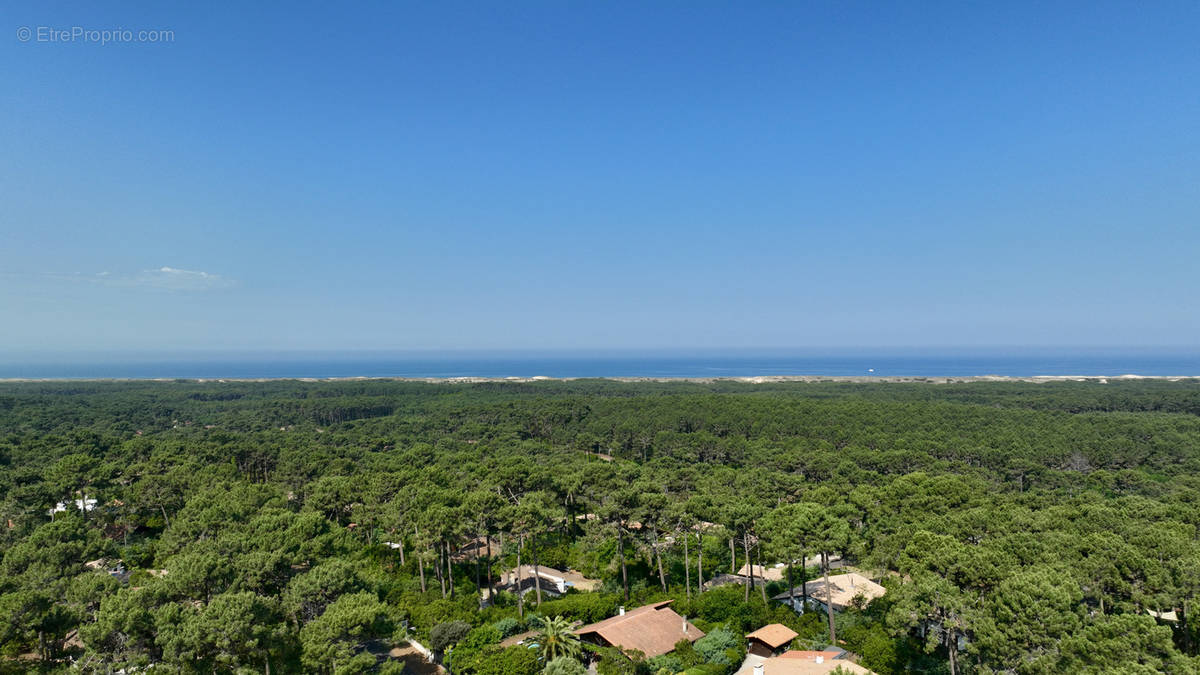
[4,374,1200,384]
[2,350,1200,380]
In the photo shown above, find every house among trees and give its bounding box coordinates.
[451,536,499,562]
[771,572,886,614]
[746,650,874,675]
[573,600,704,659]
[745,623,799,657]
[84,558,130,584]
[703,572,767,590]
[738,563,787,582]
[497,565,601,597]
[715,557,847,591]
[1147,608,1180,624]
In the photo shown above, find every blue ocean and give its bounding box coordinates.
[2,350,1199,379]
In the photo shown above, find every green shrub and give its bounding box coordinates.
[536,592,621,623]
[647,653,683,672]
[535,541,572,570]
[693,627,741,665]
[673,638,701,668]
[842,622,901,674]
[688,586,780,632]
[682,665,728,675]
[471,645,541,675]
[493,616,524,637]
[543,655,588,675]
[407,594,480,638]
[429,620,472,651]
[593,644,640,675]
[445,630,499,671]
[793,611,829,641]
[491,590,518,608]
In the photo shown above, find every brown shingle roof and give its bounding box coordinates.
[574,600,705,659]
[746,623,799,649]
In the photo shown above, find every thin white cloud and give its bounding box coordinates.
[134,266,236,291]
[1,267,237,291]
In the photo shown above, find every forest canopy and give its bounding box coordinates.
[1,378,1199,674]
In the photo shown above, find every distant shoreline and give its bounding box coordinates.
[4,351,1198,381]
[3,374,1200,384]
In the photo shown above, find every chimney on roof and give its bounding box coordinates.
[753,665,765,675]
[682,615,688,634]
[618,606,625,616]
[815,655,825,664]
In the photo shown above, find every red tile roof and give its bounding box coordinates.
[574,600,705,659]
[764,651,874,674]
[780,651,844,659]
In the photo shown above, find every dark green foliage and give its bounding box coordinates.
[429,620,473,651]
[441,624,502,670]
[646,652,684,672]
[1,378,1200,673]
[544,655,588,674]
[692,626,743,666]
[594,643,640,675]
[841,622,902,673]
[492,616,524,637]
[536,592,622,623]
[682,666,730,675]
[464,644,540,675]
[687,585,800,634]
[155,591,285,672]
[298,591,394,673]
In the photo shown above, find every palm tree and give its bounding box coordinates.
[535,615,582,662]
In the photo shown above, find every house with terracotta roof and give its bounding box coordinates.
[573,600,704,659]
[745,623,799,657]
[771,572,886,615]
[738,650,874,675]
[771,650,873,674]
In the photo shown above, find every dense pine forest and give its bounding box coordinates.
[2,378,1200,674]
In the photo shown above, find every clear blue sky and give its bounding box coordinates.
[2,2,1197,353]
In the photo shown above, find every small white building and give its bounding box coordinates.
[497,565,601,597]
[47,496,98,517]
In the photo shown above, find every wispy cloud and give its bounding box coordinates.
[2,267,237,291]
[133,267,235,291]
